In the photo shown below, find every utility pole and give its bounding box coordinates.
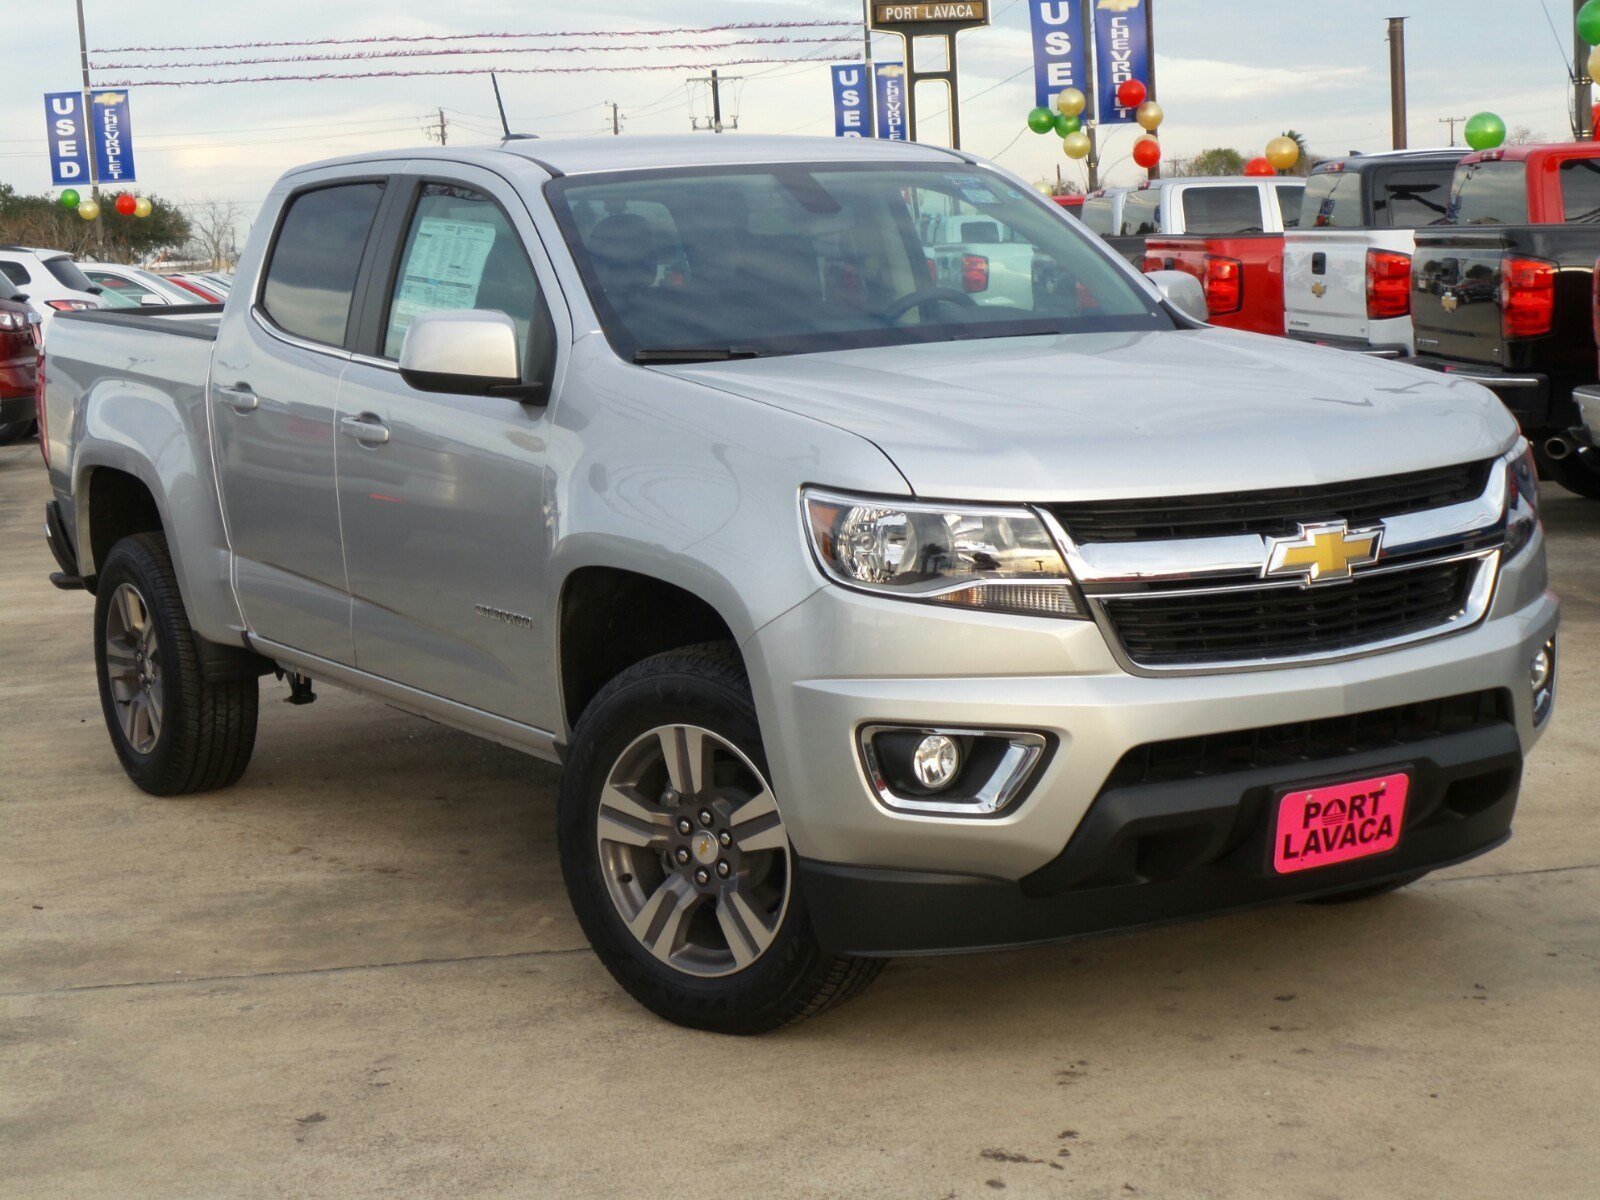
[690,69,740,132]
[861,0,877,138]
[1387,17,1409,150]
[1438,115,1468,146]
[1578,0,1595,139]
[604,102,622,135]
[73,0,102,253]
[424,108,448,145]
[1086,125,1101,192]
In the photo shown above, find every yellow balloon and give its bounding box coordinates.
[1265,135,1301,171]
[134,197,153,219]
[1062,131,1092,160]
[1136,101,1164,132]
[1590,45,1600,83]
[77,198,101,221]
[1055,88,1087,117]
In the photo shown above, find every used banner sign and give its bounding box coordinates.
[90,89,138,184]
[830,64,871,138]
[43,92,91,187]
[1093,0,1152,125]
[875,63,908,141]
[1027,1,1089,109]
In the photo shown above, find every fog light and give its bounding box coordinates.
[912,735,961,791]
[1530,645,1551,694]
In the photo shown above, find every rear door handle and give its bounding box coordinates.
[339,414,390,446]
[217,385,259,413]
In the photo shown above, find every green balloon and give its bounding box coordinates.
[59,189,80,209]
[1579,0,1600,46]
[1027,106,1056,134]
[1054,112,1082,136]
[1464,111,1507,152]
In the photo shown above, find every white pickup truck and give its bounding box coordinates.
[1081,176,1307,264]
[39,135,1558,1033]
[921,211,1036,308]
[1283,149,1464,356]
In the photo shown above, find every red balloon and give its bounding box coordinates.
[1244,157,1276,177]
[114,193,138,216]
[1116,79,1148,110]
[1132,138,1162,170]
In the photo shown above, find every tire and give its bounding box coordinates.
[557,642,884,1034]
[0,419,36,446]
[1301,872,1426,905]
[1544,449,1600,500]
[93,532,259,795]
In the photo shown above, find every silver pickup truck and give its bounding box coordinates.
[40,135,1558,1033]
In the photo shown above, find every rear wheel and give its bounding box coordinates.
[558,643,884,1033]
[94,532,259,795]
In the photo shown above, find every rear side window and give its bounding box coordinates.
[1560,158,1600,222]
[1304,171,1357,228]
[1079,196,1115,235]
[1180,186,1263,234]
[44,256,96,293]
[261,182,385,346]
[1275,185,1304,229]
[1449,162,1528,224]
[0,261,32,286]
[1120,190,1160,235]
[1373,165,1454,227]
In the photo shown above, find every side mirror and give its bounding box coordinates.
[139,294,167,307]
[1145,269,1209,324]
[399,309,543,403]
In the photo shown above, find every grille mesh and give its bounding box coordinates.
[1052,460,1492,544]
[1102,560,1479,668]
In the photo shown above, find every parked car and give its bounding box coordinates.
[81,263,207,309]
[1050,194,1086,214]
[196,272,234,294]
[0,273,40,444]
[1410,141,1600,498]
[1283,148,1466,356]
[159,273,227,303]
[40,135,1558,1033]
[1142,233,1288,336]
[0,246,101,334]
[1101,177,1306,264]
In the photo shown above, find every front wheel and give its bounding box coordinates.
[558,644,884,1033]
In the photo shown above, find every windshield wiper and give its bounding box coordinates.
[633,347,765,364]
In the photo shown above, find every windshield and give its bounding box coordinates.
[548,163,1170,361]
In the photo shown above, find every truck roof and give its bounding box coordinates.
[1310,148,1467,174]
[1459,141,1600,167]
[283,134,965,181]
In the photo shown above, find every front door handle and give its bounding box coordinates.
[217,385,259,413]
[339,414,391,446]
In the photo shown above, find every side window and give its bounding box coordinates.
[1448,162,1529,224]
[1120,191,1160,235]
[1275,185,1304,229]
[1181,187,1265,234]
[1373,167,1453,227]
[1560,158,1600,222]
[88,272,164,307]
[1079,197,1115,235]
[382,183,549,376]
[0,261,31,286]
[260,182,385,347]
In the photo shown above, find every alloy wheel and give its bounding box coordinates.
[104,582,163,754]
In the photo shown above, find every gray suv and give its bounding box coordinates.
[39,136,1558,1032]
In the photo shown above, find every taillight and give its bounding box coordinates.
[1366,249,1412,320]
[35,348,48,469]
[961,254,989,294]
[1141,254,1164,273]
[46,299,89,312]
[1203,255,1243,315]
[1500,257,1557,339]
[925,256,937,285]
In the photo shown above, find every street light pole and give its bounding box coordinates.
[862,0,877,138]
[73,0,103,252]
[1387,17,1409,150]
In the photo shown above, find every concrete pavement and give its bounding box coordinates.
[3,440,1597,1199]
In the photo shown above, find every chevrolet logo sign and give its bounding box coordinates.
[1263,521,1383,585]
[1310,282,1327,298]
[1098,0,1142,10]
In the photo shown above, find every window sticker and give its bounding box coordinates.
[389,217,498,342]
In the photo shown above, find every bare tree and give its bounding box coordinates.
[180,200,248,271]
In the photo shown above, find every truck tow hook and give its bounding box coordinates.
[285,673,317,706]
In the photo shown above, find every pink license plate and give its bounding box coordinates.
[1273,772,1409,875]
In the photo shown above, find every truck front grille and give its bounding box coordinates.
[1101,559,1480,668]
[1050,460,1492,544]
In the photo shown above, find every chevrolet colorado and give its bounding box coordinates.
[40,136,1559,1033]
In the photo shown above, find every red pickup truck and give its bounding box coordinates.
[1142,233,1286,336]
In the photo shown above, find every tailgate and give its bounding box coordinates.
[1411,229,1510,365]
[1284,230,1385,343]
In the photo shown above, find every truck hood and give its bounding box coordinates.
[660,329,1518,501]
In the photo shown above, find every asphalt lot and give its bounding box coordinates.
[2,438,1598,1199]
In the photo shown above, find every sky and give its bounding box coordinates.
[0,0,1585,240]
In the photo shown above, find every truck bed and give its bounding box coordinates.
[59,304,224,342]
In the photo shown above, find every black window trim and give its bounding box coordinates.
[252,174,397,357]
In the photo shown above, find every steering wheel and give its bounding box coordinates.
[880,287,979,323]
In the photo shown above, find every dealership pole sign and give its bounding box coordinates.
[830,64,871,138]
[43,87,138,188]
[875,63,908,141]
[1027,0,1154,122]
[869,2,990,148]
[1027,2,1088,110]
[1092,0,1153,125]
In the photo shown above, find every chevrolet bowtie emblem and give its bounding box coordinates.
[1310,282,1327,298]
[1098,0,1142,10]
[1441,292,1459,313]
[1264,521,1383,585]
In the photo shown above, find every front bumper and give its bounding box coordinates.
[1408,355,1551,431]
[746,535,1556,890]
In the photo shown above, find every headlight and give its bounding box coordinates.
[1503,440,1540,558]
[802,489,1086,618]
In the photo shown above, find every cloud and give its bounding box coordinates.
[1156,57,1371,102]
